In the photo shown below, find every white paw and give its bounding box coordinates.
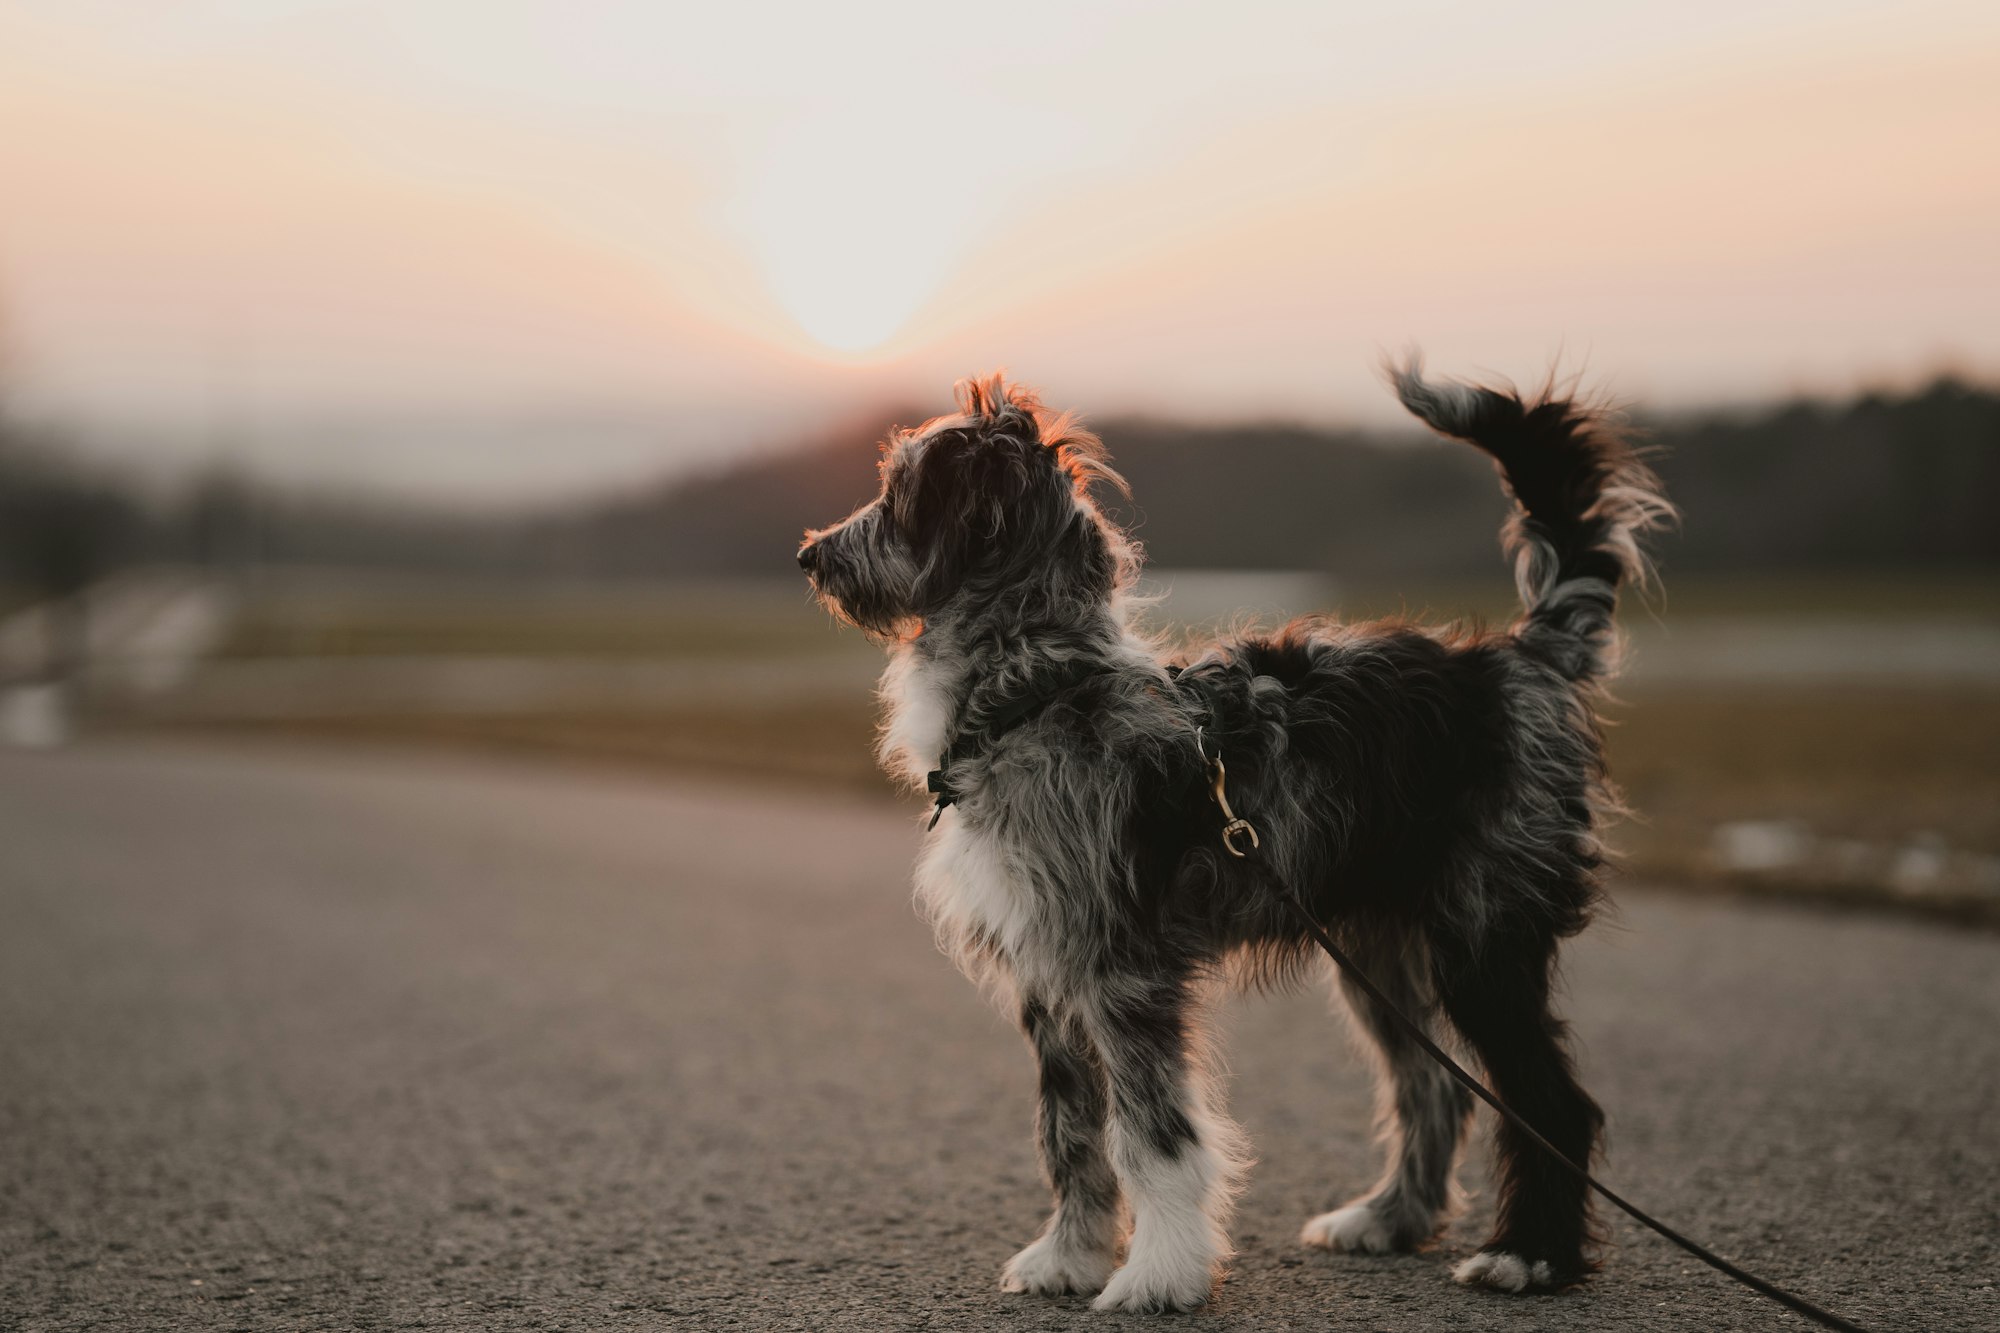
[1000,1234,1116,1297]
[1089,1256,1215,1314]
[1452,1250,1556,1293]
[1299,1203,1397,1254]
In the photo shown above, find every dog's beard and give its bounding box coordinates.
[808,544,920,638]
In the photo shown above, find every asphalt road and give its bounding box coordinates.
[2,740,1994,1332]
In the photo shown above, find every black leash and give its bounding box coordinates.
[1200,747,1874,1333]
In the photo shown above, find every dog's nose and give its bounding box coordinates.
[796,543,819,572]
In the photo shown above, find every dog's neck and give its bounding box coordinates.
[876,590,1152,788]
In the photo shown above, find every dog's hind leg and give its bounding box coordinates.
[1079,971,1247,1314]
[1301,923,1471,1256]
[1001,998,1121,1297]
[1430,911,1605,1292]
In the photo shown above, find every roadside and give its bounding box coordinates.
[0,568,237,748]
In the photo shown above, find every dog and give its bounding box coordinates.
[795,359,1671,1313]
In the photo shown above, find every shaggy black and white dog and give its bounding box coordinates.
[796,360,1670,1313]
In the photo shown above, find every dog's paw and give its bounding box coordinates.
[1300,1202,1407,1255]
[1089,1258,1214,1314]
[1000,1235,1115,1297]
[1451,1249,1559,1294]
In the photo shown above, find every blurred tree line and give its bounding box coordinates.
[3,376,1996,596]
[0,293,143,651]
[528,376,2000,581]
[0,426,146,605]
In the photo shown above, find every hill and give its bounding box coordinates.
[524,376,2000,581]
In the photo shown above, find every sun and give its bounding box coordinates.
[732,108,991,357]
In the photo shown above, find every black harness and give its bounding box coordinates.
[925,659,1113,830]
[924,660,1232,831]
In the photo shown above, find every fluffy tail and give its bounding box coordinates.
[1391,356,1674,684]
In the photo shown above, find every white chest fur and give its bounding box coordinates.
[913,815,1038,967]
[879,648,1042,970]
[875,645,953,790]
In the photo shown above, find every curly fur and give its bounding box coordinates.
[797,360,1672,1311]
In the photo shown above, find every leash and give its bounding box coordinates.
[1198,740,1874,1333]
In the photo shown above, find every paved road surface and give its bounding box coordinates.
[2,740,1994,1331]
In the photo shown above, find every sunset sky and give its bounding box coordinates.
[2,0,1997,502]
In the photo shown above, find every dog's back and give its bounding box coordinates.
[1172,363,1674,943]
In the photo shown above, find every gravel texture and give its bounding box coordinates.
[2,738,1994,1331]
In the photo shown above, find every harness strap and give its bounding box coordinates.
[926,660,1107,830]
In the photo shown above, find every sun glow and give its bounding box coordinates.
[6,3,2000,452]
[731,103,1026,357]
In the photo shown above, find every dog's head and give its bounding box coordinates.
[798,374,1133,637]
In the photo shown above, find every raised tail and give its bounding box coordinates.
[1391,356,1674,685]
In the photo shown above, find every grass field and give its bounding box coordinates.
[163,681,2000,925]
[204,569,2000,664]
[214,577,853,660]
[113,568,2000,925]
[216,603,863,660]
[1602,682,1999,915]
[1144,571,2000,644]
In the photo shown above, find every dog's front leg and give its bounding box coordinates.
[1001,997,1120,1297]
[1080,973,1246,1314]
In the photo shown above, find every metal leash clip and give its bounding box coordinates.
[1195,727,1260,858]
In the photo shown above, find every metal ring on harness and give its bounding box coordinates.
[1220,816,1259,857]
[1199,735,1261,859]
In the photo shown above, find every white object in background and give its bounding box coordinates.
[1136,569,1339,629]
[1710,819,1813,873]
[0,683,71,749]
